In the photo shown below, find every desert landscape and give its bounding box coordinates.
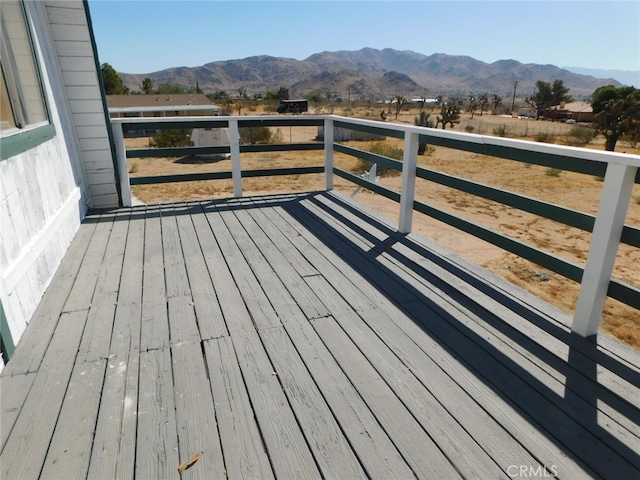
[126,107,640,348]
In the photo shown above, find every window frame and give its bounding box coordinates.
[1,0,55,161]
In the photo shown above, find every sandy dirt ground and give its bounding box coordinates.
[126,108,640,348]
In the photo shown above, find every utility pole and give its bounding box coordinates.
[511,81,518,113]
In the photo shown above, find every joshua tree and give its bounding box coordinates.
[436,100,462,130]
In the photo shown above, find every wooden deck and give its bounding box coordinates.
[1,191,639,479]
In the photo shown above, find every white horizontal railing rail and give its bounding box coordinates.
[110,114,640,338]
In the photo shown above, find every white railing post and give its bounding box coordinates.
[398,131,419,233]
[324,118,334,190]
[112,121,132,207]
[228,118,242,197]
[572,163,637,337]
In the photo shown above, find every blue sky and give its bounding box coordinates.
[88,0,640,74]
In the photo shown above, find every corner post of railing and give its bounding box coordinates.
[324,117,334,190]
[228,118,242,197]
[572,162,637,337]
[398,130,419,234]
[112,121,132,207]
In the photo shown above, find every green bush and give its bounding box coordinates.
[534,132,555,144]
[565,126,595,146]
[492,124,508,137]
[150,129,191,148]
[240,126,272,144]
[355,142,403,177]
[545,168,562,177]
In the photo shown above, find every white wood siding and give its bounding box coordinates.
[45,0,119,209]
[0,0,118,362]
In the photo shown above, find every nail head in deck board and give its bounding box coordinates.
[203,337,275,480]
[40,359,107,480]
[171,342,226,480]
[0,372,35,451]
[0,310,88,479]
[273,314,416,480]
[1,221,97,376]
[136,347,180,480]
[309,316,461,479]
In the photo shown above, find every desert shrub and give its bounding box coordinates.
[565,126,595,146]
[492,124,508,137]
[545,168,562,177]
[534,132,555,144]
[128,162,138,174]
[355,142,402,177]
[464,125,475,133]
[240,126,272,144]
[150,129,191,148]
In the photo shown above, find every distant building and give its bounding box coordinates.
[544,101,594,123]
[106,94,221,118]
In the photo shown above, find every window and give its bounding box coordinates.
[1,0,53,159]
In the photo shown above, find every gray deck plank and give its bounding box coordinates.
[62,212,113,313]
[171,341,226,480]
[293,193,634,478]
[0,372,35,451]
[236,200,330,319]
[209,204,282,331]
[40,359,106,480]
[259,325,367,479]
[161,205,191,299]
[271,312,417,480]
[175,204,227,340]
[312,192,640,467]
[136,347,180,480]
[203,337,275,480]
[77,210,129,363]
[1,192,638,480]
[0,310,88,479]
[310,314,461,479]
[88,214,144,479]
[201,204,322,479]
[140,205,170,351]
[280,196,597,478]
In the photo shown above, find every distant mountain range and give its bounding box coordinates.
[119,47,624,100]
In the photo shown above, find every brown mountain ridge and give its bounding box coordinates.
[119,47,622,100]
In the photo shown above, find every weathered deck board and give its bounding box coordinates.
[1,191,638,480]
[306,191,640,470]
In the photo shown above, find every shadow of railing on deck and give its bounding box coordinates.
[281,191,640,478]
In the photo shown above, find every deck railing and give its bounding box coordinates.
[111,115,640,338]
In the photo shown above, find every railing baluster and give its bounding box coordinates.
[228,119,242,197]
[572,163,637,337]
[399,131,419,233]
[112,121,132,207]
[324,118,334,191]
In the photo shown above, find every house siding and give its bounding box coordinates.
[0,0,116,368]
[45,0,119,209]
